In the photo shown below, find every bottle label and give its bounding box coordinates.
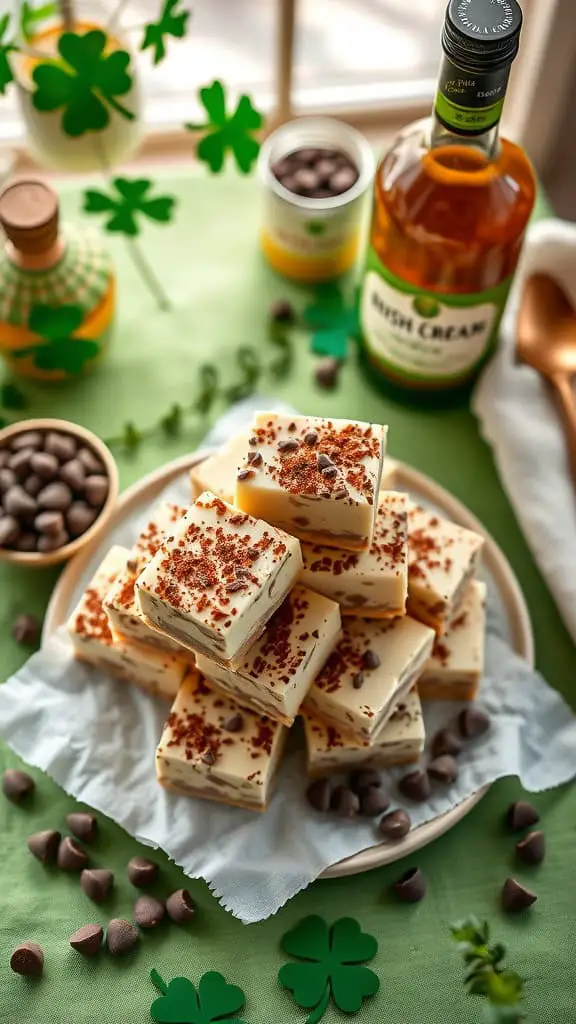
[360,249,512,385]
[435,56,511,134]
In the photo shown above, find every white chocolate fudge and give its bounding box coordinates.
[303,688,425,776]
[418,580,486,700]
[300,491,408,617]
[136,491,303,663]
[235,412,387,552]
[196,585,342,726]
[67,546,192,700]
[128,502,187,576]
[190,432,249,504]
[303,615,435,743]
[156,673,287,811]
[407,502,484,634]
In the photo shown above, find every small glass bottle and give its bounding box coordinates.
[0,178,116,382]
[359,0,536,395]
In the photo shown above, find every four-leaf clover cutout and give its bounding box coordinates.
[13,305,99,375]
[279,916,379,1023]
[186,80,263,174]
[83,178,176,236]
[142,0,190,65]
[150,969,246,1024]
[31,29,135,137]
[0,14,17,96]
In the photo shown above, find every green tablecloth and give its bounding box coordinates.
[1,169,575,1024]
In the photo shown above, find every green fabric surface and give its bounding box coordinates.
[1,169,574,1023]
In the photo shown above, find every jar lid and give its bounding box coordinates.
[0,180,59,255]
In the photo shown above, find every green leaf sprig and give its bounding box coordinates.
[83,178,176,237]
[186,80,263,174]
[150,968,246,1024]
[451,916,525,1023]
[141,0,190,65]
[0,13,18,96]
[20,2,58,42]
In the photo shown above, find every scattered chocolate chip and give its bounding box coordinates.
[30,451,59,481]
[222,713,243,733]
[37,529,69,553]
[247,546,260,561]
[248,436,258,447]
[427,755,458,784]
[0,467,16,492]
[314,357,341,390]
[14,532,37,552]
[247,451,263,467]
[363,649,380,670]
[306,777,331,812]
[27,829,60,863]
[60,458,86,490]
[2,768,35,801]
[0,514,20,545]
[237,469,254,481]
[398,768,431,803]
[352,671,364,690]
[431,727,463,758]
[106,919,139,956]
[10,941,44,976]
[127,855,158,888]
[77,446,102,474]
[502,877,537,913]
[23,474,42,497]
[34,510,64,536]
[516,829,545,865]
[278,438,299,453]
[269,299,294,323]
[67,501,98,537]
[360,787,391,817]
[330,785,360,817]
[304,431,318,446]
[37,481,73,512]
[202,750,216,765]
[378,808,411,841]
[84,475,109,507]
[4,484,37,518]
[317,453,333,470]
[45,432,77,461]
[8,448,35,479]
[81,868,114,903]
[57,836,89,872]
[225,580,245,593]
[11,431,43,452]
[70,923,103,957]
[394,867,426,903]
[458,706,490,739]
[334,487,348,499]
[507,800,540,832]
[321,464,338,479]
[135,895,165,929]
[66,812,98,843]
[166,888,196,924]
[350,769,381,794]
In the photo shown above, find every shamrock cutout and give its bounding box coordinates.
[142,0,190,65]
[13,304,99,374]
[32,29,134,137]
[83,178,176,236]
[20,2,58,42]
[279,916,379,1023]
[0,14,17,96]
[304,284,359,360]
[150,969,246,1024]
[186,80,263,174]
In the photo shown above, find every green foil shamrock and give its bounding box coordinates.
[32,29,134,137]
[141,0,190,65]
[278,916,379,1023]
[186,80,263,174]
[83,178,176,236]
[150,969,246,1024]
[13,304,99,374]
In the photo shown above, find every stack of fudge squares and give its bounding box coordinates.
[67,412,487,814]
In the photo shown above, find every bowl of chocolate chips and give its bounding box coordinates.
[0,419,118,567]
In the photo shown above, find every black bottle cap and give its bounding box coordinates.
[443,0,523,72]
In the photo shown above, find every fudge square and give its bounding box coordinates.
[303,688,425,776]
[235,412,387,551]
[190,431,248,505]
[68,546,192,700]
[128,502,187,576]
[407,502,484,634]
[136,491,302,663]
[303,614,435,743]
[196,585,342,726]
[418,580,486,701]
[156,672,287,811]
[300,491,408,617]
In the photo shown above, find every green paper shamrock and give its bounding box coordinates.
[451,917,525,1023]
[150,969,246,1024]
[20,2,58,42]
[83,178,176,237]
[186,80,263,174]
[13,304,99,374]
[142,0,190,65]
[0,14,17,96]
[304,284,359,360]
[31,29,134,137]
[279,916,379,1023]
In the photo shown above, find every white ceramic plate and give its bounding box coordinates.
[44,454,534,879]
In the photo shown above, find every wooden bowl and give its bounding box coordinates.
[0,418,119,568]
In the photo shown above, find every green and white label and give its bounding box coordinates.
[435,55,511,134]
[360,250,511,384]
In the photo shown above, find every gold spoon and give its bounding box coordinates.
[517,273,576,485]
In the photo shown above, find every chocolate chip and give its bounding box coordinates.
[0,514,19,545]
[329,166,359,194]
[225,580,245,593]
[2,767,35,801]
[27,829,60,863]
[24,473,42,497]
[67,501,98,537]
[394,867,426,903]
[57,836,89,871]
[269,299,294,323]
[11,431,43,452]
[304,431,318,446]
[306,777,331,812]
[70,923,103,957]
[14,532,37,552]
[37,529,69,553]
[292,167,320,194]
[378,808,411,841]
[8,448,35,479]
[350,769,381,794]
[321,464,338,479]
[278,438,299,453]
[0,467,16,492]
[66,812,98,843]
[502,877,537,913]
[360,787,390,817]
[77,446,102,474]
[315,157,338,182]
[314,357,341,389]
[516,829,545,866]
[30,451,59,481]
[398,768,431,803]
[81,868,114,903]
[458,706,490,739]
[363,649,380,670]
[334,487,348,499]
[4,484,37,517]
[247,547,260,561]
[166,889,196,924]
[202,749,216,765]
[60,458,85,491]
[248,436,258,447]
[84,475,109,508]
[45,432,77,461]
[352,671,364,689]
[317,453,333,470]
[37,481,73,511]
[237,469,254,481]
[431,727,463,758]
[35,510,64,536]
[10,941,44,976]
[133,894,165,929]
[330,785,360,817]
[247,451,262,467]
[427,755,458,784]
[222,713,243,733]
[106,919,139,956]
[127,855,158,888]
[507,800,540,832]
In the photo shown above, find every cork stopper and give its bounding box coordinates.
[0,179,59,255]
